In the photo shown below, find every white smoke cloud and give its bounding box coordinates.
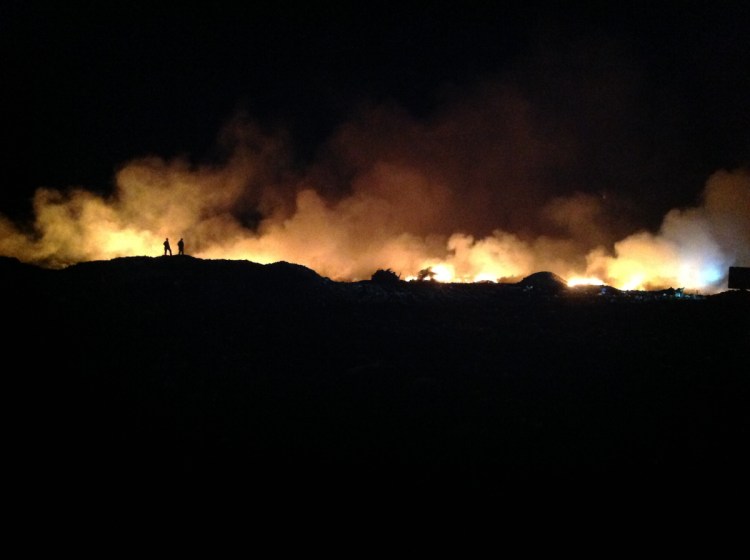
[584,168,750,291]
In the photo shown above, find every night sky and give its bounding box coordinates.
[2,1,749,286]
[4,2,747,209]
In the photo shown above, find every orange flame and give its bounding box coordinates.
[1,113,748,293]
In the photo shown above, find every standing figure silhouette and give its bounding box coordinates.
[163,238,172,256]
[177,238,184,255]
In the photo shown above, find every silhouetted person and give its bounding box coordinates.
[177,238,184,255]
[164,238,172,256]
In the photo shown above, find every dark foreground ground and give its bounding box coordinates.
[4,256,749,505]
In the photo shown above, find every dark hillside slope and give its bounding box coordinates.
[4,256,749,499]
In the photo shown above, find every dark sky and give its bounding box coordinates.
[3,0,749,224]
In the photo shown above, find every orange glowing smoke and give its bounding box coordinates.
[1,104,748,293]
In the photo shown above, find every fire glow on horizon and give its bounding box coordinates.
[1,102,749,294]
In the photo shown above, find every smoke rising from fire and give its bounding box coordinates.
[1,85,748,292]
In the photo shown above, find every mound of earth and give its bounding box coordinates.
[516,271,568,293]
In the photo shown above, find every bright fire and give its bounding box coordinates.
[1,111,748,294]
[567,277,605,288]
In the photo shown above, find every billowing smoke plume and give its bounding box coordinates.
[584,168,750,291]
[1,85,748,292]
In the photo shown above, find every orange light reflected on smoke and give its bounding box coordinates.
[0,115,747,293]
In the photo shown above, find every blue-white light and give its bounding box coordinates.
[700,265,723,285]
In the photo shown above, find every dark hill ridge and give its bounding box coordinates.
[4,256,749,500]
[4,254,733,305]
